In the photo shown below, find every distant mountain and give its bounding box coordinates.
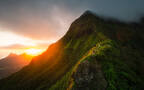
[0,10,144,90]
[0,53,32,79]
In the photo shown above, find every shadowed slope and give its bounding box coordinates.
[0,11,144,90]
[0,53,32,79]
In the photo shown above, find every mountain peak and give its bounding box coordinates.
[80,10,96,17]
[63,10,102,40]
[1,10,144,90]
[83,10,94,14]
[8,53,18,57]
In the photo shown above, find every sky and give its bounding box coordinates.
[0,0,144,58]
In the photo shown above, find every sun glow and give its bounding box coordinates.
[0,29,56,58]
[25,48,45,56]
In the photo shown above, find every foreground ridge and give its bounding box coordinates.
[0,11,144,90]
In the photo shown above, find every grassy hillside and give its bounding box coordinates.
[0,11,144,90]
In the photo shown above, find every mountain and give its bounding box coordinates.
[0,53,32,79]
[0,10,144,90]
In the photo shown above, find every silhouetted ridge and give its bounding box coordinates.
[0,11,144,90]
[62,10,102,42]
[0,53,32,79]
[81,10,95,16]
[79,10,101,20]
[7,53,18,58]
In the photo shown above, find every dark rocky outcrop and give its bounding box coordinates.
[72,60,107,90]
[0,10,144,90]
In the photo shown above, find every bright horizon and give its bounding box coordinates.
[0,29,56,58]
[0,0,144,59]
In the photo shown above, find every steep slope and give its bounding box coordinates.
[0,11,144,90]
[0,53,32,79]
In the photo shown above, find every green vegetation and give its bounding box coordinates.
[48,70,72,90]
[69,40,144,89]
[0,11,144,90]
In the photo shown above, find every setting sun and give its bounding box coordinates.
[25,48,45,56]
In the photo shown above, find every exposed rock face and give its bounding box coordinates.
[71,60,107,90]
[1,10,144,90]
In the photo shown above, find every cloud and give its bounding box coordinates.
[0,30,36,46]
[0,0,79,40]
[0,0,144,41]
[0,30,55,48]
[0,43,49,50]
[0,0,144,58]
[0,44,29,49]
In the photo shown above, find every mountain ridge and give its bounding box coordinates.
[0,11,144,90]
[0,53,32,79]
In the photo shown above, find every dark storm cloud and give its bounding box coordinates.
[0,0,144,40]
